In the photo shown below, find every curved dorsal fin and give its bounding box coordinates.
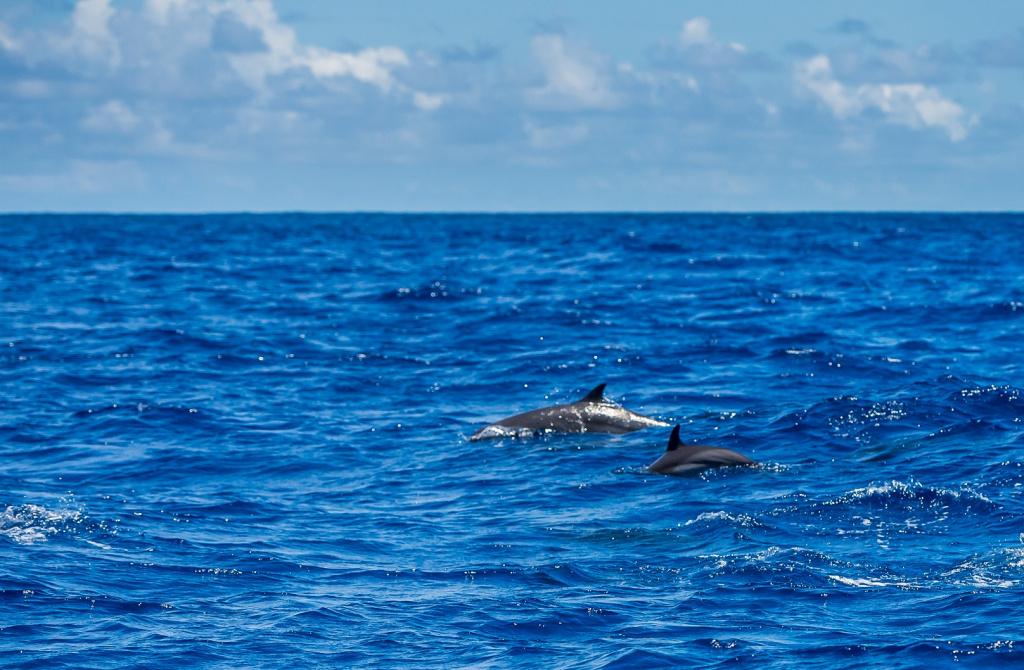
[666,425,682,452]
[579,383,607,403]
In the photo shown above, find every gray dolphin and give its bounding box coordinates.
[647,425,755,475]
[469,383,667,441]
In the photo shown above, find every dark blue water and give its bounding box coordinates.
[2,213,1023,668]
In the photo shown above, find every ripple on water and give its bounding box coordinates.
[2,213,1024,668]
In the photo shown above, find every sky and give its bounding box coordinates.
[1,0,1024,212]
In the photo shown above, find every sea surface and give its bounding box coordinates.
[2,213,1023,669]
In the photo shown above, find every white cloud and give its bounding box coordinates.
[145,0,191,25]
[680,17,713,48]
[796,54,968,141]
[797,55,861,117]
[304,46,409,90]
[526,34,617,109]
[69,0,121,67]
[863,85,968,141]
[413,91,445,111]
[214,0,409,94]
[81,100,140,134]
[669,16,760,71]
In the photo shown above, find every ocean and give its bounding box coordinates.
[2,213,1023,668]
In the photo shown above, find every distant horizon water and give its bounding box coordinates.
[4,209,1024,216]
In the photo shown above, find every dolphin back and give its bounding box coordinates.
[468,384,667,441]
[648,425,755,474]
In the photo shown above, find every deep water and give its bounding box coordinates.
[2,213,1024,669]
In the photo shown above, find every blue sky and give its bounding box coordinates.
[1,0,1023,212]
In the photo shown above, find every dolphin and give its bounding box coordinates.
[647,425,755,475]
[469,383,667,441]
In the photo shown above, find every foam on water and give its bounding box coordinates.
[0,504,87,544]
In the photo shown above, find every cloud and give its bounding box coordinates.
[796,54,968,141]
[631,17,776,123]
[11,80,54,98]
[825,44,960,85]
[413,91,445,111]
[304,46,409,90]
[0,22,22,52]
[658,17,772,71]
[210,13,266,53]
[523,120,589,149]
[145,0,189,25]
[680,17,713,48]
[0,0,436,167]
[68,0,120,67]
[526,33,617,109]
[211,0,410,94]
[81,99,139,133]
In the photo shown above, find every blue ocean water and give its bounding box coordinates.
[1,213,1023,668]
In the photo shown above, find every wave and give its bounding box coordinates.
[0,503,91,544]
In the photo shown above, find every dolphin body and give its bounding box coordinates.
[648,425,755,475]
[469,383,667,441]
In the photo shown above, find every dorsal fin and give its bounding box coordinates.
[666,425,682,452]
[579,383,607,403]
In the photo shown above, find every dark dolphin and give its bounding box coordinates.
[647,425,755,475]
[469,383,667,441]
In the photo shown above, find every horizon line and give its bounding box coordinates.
[3,209,1023,217]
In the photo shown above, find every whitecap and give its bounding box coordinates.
[830,575,894,588]
[0,504,85,544]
